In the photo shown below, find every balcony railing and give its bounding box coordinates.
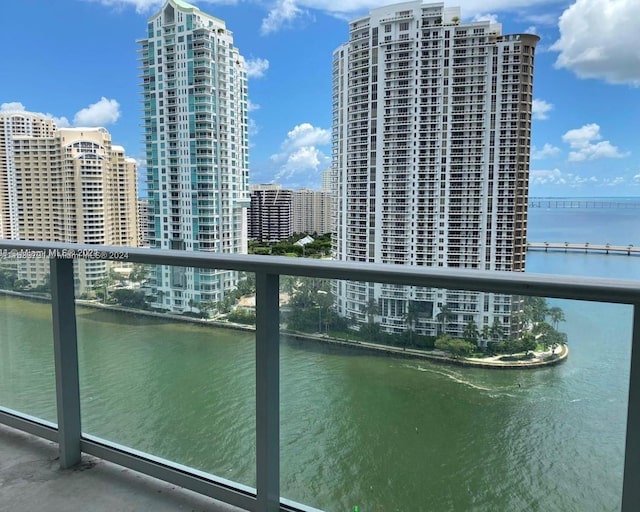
[0,239,639,512]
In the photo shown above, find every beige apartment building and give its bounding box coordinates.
[291,189,332,235]
[0,111,57,240]
[2,112,138,293]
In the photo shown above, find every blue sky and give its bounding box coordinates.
[1,0,639,197]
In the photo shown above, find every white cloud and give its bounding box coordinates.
[73,97,121,126]
[282,122,331,149]
[1,101,70,127]
[524,25,538,35]
[606,176,625,186]
[248,100,261,112]
[261,0,305,34]
[248,118,260,137]
[285,0,556,20]
[472,13,499,24]
[531,143,560,160]
[634,174,640,182]
[0,102,26,112]
[84,0,164,14]
[562,123,628,162]
[551,0,640,86]
[270,122,331,183]
[532,98,553,120]
[530,168,599,187]
[51,116,71,128]
[530,168,566,185]
[245,58,270,79]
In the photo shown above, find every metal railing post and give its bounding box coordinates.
[255,272,280,512]
[622,303,640,511]
[50,257,82,468]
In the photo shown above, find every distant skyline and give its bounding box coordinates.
[1,0,639,196]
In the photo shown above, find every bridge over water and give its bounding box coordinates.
[529,199,640,209]
[527,242,639,255]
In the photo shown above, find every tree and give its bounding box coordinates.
[13,279,31,291]
[435,304,454,336]
[280,275,297,296]
[462,320,479,345]
[479,325,491,348]
[108,267,126,285]
[360,321,381,340]
[523,296,548,324]
[547,306,565,330]
[364,298,380,325]
[435,335,475,358]
[111,289,148,310]
[237,272,256,296]
[490,318,503,341]
[403,301,419,349]
[199,300,217,318]
[0,265,18,290]
[92,274,115,303]
[129,264,149,283]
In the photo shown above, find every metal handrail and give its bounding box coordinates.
[0,239,638,512]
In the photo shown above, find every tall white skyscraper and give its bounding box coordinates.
[140,0,249,312]
[332,2,539,337]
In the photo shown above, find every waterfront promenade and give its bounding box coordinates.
[527,242,639,256]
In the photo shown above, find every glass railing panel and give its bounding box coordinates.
[278,275,631,511]
[76,264,257,488]
[0,255,56,422]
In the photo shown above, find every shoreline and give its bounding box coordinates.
[283,331,568,370]
[1,290,568,369]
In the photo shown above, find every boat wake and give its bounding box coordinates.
[407,364,494,392]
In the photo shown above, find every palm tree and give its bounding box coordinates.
[435,304,454,336]
[490,318,503,341]
[547,306,565,330]
[364,298,379,325]
[403,301,419,349]
[462,320,479,346]
[523,296,548,324]
[480,325,491,348]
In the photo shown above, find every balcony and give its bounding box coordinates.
[0,240,639,512]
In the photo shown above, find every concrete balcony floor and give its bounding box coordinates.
[0,424,245,512]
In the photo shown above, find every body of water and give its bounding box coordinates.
[1,198,639,511]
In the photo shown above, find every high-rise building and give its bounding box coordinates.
[3,116,138,292]
[138,198,150,247]
[321,168,334,194]
[248,184,292,242]
[291,189,332,235]
[332,2,539,338]
[0,111,56,240]
[140,0,249,312]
